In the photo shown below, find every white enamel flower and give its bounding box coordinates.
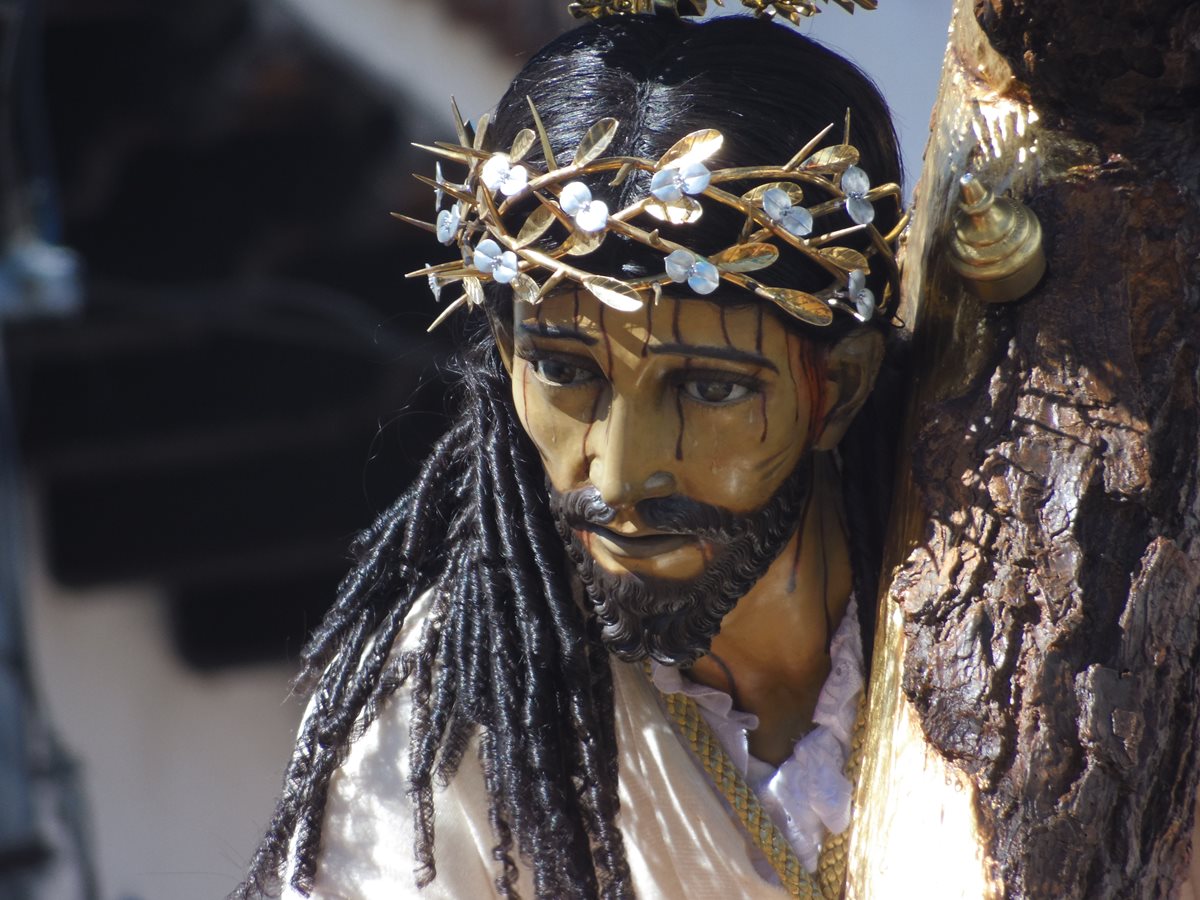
[650,160,712,203]
[664,249,720,295]
[425,263,441,302]
[559,181,609,233]
[481,153,529,197]
[436,204,462,245]
[762,188,814,238]
[847,269,875,321]
[473,239,520,284]
[841,166,875,226]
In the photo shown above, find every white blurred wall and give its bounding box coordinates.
[25,2,953,898]
[25,537,300,900]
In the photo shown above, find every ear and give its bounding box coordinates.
[490,310,515,377]
[812,328,884,451]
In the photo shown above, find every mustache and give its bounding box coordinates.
[549,485,739,538]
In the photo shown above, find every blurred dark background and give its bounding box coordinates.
[5,0,564,670]
[0,2,950,896]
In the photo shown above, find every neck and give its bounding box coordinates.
[686,451,854,765]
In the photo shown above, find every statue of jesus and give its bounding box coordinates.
[238,9,907,898]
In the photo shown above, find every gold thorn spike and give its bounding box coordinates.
[390,212,437,235]
[427,294,468,332]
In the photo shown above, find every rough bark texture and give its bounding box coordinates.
[891,2,1200,897]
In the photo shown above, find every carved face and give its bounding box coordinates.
[507,289,832,662]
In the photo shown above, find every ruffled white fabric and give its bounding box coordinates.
[651,597,864,874]
[285,590,799,899]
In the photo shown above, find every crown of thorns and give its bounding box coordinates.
[399,100,904,331]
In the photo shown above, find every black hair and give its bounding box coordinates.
[488,13,901,312]
[237,14,905,900]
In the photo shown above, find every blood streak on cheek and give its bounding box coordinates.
[787,332,802,424]
[599,304,614,377]
[801,343,825,442]
[759,392,768,443]
[675,391,685,461]
[788,332,823,437]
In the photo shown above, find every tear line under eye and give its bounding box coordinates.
[582,389,604,463]
[675,389,686,462]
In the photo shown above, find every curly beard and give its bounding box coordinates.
[549,457,813,666]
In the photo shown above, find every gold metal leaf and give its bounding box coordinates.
[758,287,833,327]
[510,128,536,162]
[514,205,557,248]
[510,273,540,305]
[801,144,859,172]
[463,276,485,307]
[582,275,643,312]
[563,228,607,256]
[711,243,779,273]
[609,162,635,187]
[819,247,870,273]
[644,197,703,225]
[657,129,723,169]
[741,181,805,206]
[526,97,556,169]
[573,118,620,166]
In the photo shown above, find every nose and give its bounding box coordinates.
[587,394,677,508]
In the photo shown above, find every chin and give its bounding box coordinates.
[549,456,814,665]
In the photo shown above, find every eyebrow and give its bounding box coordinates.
[648,342,779,373]
[517,323,598,346]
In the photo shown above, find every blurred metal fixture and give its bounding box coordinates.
[947,173,1046,303]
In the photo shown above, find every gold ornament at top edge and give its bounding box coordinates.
[568,0,875,20]
[568,0,709,19]
[408,86,903,331]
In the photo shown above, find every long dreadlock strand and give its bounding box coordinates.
[501,411,632,898]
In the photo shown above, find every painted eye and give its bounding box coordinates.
[532,358,596,386]
[682,380,752,404]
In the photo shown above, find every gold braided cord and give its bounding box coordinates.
[659,686,867,899]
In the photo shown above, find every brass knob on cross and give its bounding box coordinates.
[947,173,1046,304]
